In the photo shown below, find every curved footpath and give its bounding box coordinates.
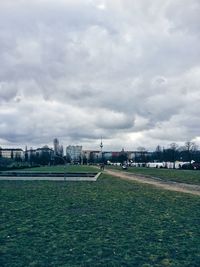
[105,169,200,196]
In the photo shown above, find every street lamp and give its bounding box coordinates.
[54,155,67,181]
[100,137,104,170]
[100,137,103,161]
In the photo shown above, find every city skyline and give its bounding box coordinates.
[0,0,200,150]
[0,137,198,154]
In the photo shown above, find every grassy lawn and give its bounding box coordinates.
[1,174,200,267]
[106,166,200,185]
[14,165,99,173]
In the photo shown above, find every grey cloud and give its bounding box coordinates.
[0,0,200,149]
[0,82,18,102]
[166,0,200,35]
[95,111,134,130]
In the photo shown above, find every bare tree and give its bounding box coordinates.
[137,147,146,152]
[170,143,179,168]
[155,145,163,162]
[184,141,197,163]
[137,147,147,163]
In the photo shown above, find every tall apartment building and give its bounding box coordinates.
[53,138,63,156]
[53,138,59,155]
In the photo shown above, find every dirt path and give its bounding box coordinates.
[105,169,200,196]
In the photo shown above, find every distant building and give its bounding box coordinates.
[66,145,82,163]
[53,138,63,156]
[25,146,54,164]
[82,150,101,163]
[81,149,153,163]
[0,148,24,160]
[60,145,64,157]
[126,151,152,162]
[36,146,54,156]
[26,148,37,161]
[53,138,59,155]
[102,152,112,160]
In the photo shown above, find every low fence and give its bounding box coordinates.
[0,171,101,181]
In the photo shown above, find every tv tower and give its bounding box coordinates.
[100,137,103,164]
[100,137,103,153]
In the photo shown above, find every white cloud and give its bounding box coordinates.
[0,0,200,150]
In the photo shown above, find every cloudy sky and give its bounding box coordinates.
[0,0,200,151]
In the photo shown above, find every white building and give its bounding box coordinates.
[0,148,24,160]
[66,145,82,163]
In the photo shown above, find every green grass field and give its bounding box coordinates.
[16,165,98,173]
[107,166,200,185]
[1,170,200,267]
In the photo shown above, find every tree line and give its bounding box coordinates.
[148,141,199,163]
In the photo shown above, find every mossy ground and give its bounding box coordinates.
[1,171,200,267]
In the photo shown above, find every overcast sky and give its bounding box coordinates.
[0,0,200,151]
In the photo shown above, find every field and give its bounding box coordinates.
[1,166,200,267]
[107,166,200,185]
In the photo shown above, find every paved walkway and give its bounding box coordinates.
[0,172,101,181]
[105,169,200,196]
